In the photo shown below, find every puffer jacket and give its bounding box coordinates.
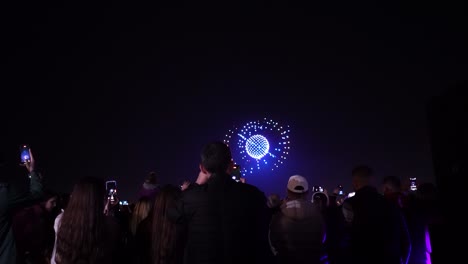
[269,198,326,264]
[168,173,273,264]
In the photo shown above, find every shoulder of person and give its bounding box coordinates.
[240,183,268,206]
[55,211,64,223]
[180,183,206,201]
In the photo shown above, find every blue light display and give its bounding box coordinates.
[224,118,291,176]
[245,135,270,159]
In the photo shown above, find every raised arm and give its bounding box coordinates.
[8,148,44,209]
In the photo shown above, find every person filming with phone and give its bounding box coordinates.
[0,146,44,264]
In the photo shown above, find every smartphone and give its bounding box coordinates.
[119,200,129,206]
[105,180,117,202]
[106,180,117,194]
[338,184,344,195]
[409,177,417,191]
[348,192,356,198]
[231,164,241,182]
[20,145,31,164]
[313,186,324,193]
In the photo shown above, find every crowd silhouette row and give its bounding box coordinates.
[0,141,444,264]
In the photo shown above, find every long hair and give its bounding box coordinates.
[55,177,106,264]
[129,197,152,236]
[151,184,182,264]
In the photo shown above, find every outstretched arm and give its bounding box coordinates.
[8,148,43,209]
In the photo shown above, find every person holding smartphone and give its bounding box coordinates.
[0,146,44,264]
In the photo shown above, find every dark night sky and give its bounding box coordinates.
[1,2,466,201]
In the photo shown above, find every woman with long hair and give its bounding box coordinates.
[135,184,185,264]
[51,177,121,264]
[129,197,152,237]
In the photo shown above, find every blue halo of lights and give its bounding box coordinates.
[245,135,270,159]
[224,118,291,176]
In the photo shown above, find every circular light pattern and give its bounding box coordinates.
[224,118,291,176]
[245,135,270,159]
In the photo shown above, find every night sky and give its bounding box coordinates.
[2,2,466,201]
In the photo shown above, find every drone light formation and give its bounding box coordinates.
[224,118,291,176]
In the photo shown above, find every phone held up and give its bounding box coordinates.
[337,184,344,195]
[106,180,117,202]
[20,145,31,164]
[409,177,417,191]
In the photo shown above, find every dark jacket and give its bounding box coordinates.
[342,186,409,264]
[0,171,43,264]
[12,203,56,264]
[168,173,272,264]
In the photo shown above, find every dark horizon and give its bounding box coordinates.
[2,2,466,201]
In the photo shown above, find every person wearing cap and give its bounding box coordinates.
[269,175,326,264]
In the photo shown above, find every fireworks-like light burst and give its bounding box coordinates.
[224,118,291,176]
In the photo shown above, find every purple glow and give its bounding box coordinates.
[425,226,432,264]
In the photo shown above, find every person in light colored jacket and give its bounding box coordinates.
[269,175,326,264]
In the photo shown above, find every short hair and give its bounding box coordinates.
[352,165,373,179]
[200,141,233,174]
[383,176,401,190]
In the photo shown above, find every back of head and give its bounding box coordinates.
[67,177,106,212]
[55,177,107,263]
[130,197,152,236]
[200,141,233,174]
[286,175,309,200]
[145,171,158,185]
[151,184,181,220]
[382,175,402,194]
[351,165,374,190]
[312,192,329,207]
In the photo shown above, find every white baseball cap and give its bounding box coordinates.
[287,175,309,193]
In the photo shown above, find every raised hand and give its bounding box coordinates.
[181,180,191,191]
[22,148,35,173]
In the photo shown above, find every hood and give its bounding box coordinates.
[280,199,321,221]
